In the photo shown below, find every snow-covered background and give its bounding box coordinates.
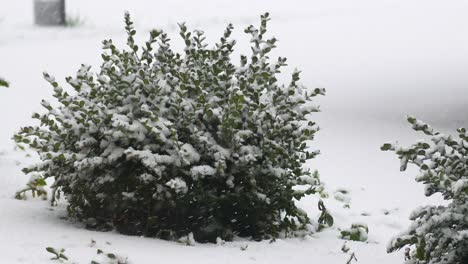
[1,0,467,263]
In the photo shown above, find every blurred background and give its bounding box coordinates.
[2,0,468,130]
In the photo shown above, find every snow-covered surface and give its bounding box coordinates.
[1,0,467,263]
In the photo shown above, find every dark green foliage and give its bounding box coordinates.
[0,77,8,87]
[14,13,328,242]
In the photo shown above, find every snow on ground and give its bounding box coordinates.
[1,0,468,263]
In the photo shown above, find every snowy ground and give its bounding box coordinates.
[1,0,468,263]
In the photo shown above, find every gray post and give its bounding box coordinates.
[34,0,66,26]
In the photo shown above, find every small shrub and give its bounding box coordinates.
[14,12,328,242]
[382,116,468,264]
[340,223,368,242]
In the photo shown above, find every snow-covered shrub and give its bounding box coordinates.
[382,116,468,264]
[14,12,328,242]
[340,223,368,242]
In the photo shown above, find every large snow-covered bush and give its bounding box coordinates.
[14,13,328,242]
[382,117,468,264]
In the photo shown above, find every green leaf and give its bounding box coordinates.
[380,143,393,151]
[416,238,426,260]
[324,213,334,227]
[206,109,213,118]
[407,116,416,124]
[0,77,9,87]
[46,247,57,254]
[36,178,47,186]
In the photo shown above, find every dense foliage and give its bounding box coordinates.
[14,13,329,242]
[382,117,468,264]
